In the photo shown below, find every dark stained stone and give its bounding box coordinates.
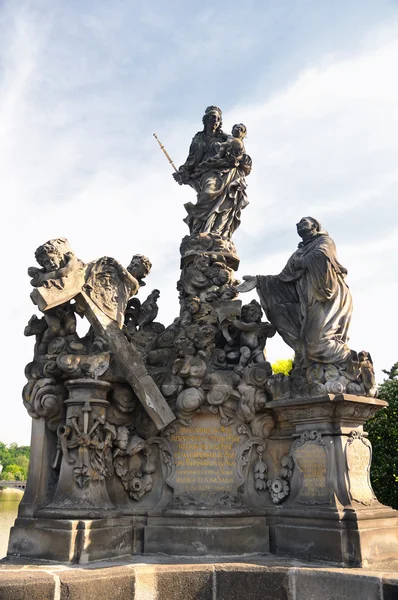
[214,565,290,600]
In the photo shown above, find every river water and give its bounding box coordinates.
[0,489,23,558]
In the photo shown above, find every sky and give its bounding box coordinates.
[0,0,397,445]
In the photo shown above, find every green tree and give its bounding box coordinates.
[365,363,398,509]
[272,358,294,376]
[13,455,29,474]
[0,443,30,480]
[382,361,398,380]
[3,464,24,481]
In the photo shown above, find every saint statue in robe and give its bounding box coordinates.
[237,217,353,368]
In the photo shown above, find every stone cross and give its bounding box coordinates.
[30,260,176,431]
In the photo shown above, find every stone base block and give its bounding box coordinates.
[272,507,398,567]
[144,515,269,556]
[7,516,133,564]
[1,561,398,600]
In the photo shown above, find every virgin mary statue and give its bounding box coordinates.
[173,106,252,240]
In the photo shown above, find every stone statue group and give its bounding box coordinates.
[8,103,389,566]
[172,106,376,396]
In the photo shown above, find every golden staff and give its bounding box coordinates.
[153,133,178,172]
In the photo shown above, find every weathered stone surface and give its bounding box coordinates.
[167,411,244,502]
[346,434,374,504]
[266,393,398,567]
[1,561,398,599]
[137,565,213,600]
[7,518,79,563]
[0,571,55,600]
[17,418,58,519]
[7,517,133,564]
[59,566,135,600]
[215,565,290,600]
[144,515,269,556]
[293,569,381,600]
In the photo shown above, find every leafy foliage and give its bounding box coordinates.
[0,443,30,481]
[272,358,294,376]
[365,364,398,509]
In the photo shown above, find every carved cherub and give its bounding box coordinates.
[218,283,239,301]
[28,238,83,289]
[27,239,85,350]
[180,296,201,327]
[208,260,232,287]
[127,254,152,287]
[192,123,248,177]
[217,123,247,165]
[231,300,276,375]
[181,254,211,296]
[25,303,84,355]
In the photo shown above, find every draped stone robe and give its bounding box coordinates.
[179,130,251,239]
[256,233,353,367]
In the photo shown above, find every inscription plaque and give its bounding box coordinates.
[168,412,241,501]
[346,437,375,505]
[294,440,330,504]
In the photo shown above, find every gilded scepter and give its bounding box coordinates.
[153,133,178,172]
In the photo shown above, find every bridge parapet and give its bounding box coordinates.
[0,480,26,490]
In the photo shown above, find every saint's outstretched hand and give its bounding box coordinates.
[236,275,258,293]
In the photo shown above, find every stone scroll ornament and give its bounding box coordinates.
[237,216,378,400]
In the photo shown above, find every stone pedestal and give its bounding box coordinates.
[7,516,133,563]
[267,394,398,567]
[139,409,271,556]
[144,514,269,556]
[38,379,119,519]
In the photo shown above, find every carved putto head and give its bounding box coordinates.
[186,296,201,314]
[34,238,73,271]
[127,254,152,284]
[231,123,247,140]
[193,254,211,272]
[241,299,263,323]
[115,426,130,451]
